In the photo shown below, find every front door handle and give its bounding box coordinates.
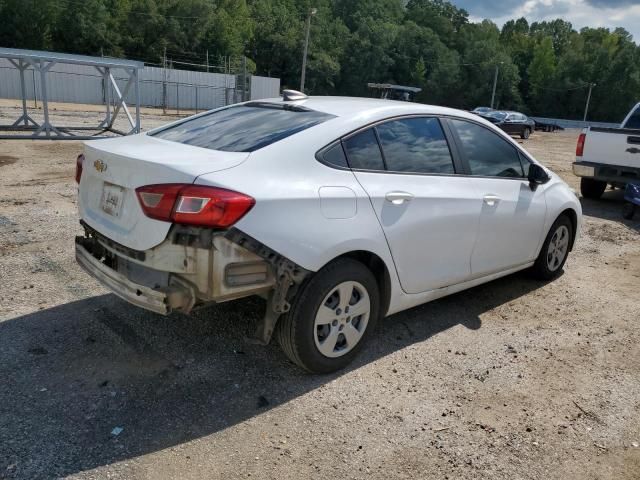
[385,191,414,205]
[483,194,501,206]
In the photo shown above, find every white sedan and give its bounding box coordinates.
[75,92,581,373]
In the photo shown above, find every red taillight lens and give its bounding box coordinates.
[136,184,184,221]
[576,133,586,157]
[75,154,84,183]
[135,184,255,228]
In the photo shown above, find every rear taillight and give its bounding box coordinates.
[576,133,586,157]
[135,184,255,228]
[75,154,84,183]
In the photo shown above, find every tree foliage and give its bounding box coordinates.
[0,0,638,121]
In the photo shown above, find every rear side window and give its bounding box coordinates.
[450,119,524,178]
[150,104,335,152]
[625,107,640,129]
[342,128,385,171]
[376,117,454,174]
[322,143,349,168]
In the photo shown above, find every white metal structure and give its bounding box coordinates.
[573,102,640,199]
[75,94,582,372]
[0,47,143,139]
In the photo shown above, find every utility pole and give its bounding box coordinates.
[490,63,502,109]
[583,83,595,122]
[206,50,209,73]
[300,7,317,93]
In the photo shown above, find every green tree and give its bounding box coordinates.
[528,36,556,113]
[0,0,57,50]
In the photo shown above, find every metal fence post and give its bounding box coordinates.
[176,83,179,115]
[32,69,37,108]
[195,86,198,114]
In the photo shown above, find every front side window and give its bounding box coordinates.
[150,104,335,152]
[342,128,385,171]
[375,117,455,174]
[450,119,524,178]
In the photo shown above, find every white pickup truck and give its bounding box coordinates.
[573,102,640,198]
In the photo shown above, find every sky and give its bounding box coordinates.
[452,0,640,43]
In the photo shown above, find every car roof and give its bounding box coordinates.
[254,96,481,122]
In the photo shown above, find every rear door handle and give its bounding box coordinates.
[385,191,414,205]
[483,194,501,206]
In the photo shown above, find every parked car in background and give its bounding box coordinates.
[75,92,581,373]
[479,111,536,139]
[573,102,640,199]
[472,106,493,114]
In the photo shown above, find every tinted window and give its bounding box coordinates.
[450,119,524,177]
[322,143,348,168]
[150,104,334,152]
[376,117,454,174]
[342,129,385,171]
[625,107,640,129]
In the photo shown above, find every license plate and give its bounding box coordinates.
[100,182,125,217]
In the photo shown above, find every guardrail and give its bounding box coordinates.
[531,116,620,130]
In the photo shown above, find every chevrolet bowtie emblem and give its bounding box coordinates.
[94,159,107,173]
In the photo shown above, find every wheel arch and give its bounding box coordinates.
[559,207,578,251]
[329,250,393,318]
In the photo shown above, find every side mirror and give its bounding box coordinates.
[528,163,550,190]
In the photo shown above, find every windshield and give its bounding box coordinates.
[150,103,335,152]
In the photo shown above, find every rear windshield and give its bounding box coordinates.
[150,103,335,152]
[625,106,640,129]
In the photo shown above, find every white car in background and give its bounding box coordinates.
[75,91,582,373]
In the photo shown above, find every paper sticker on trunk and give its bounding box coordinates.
[101,182,125,218]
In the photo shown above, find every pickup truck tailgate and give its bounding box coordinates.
[581,127,640,169]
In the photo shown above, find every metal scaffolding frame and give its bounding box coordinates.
[0,47,143,140]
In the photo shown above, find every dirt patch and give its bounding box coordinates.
[0,155,17,166]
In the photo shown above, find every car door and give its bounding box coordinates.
[446,118,547,277]
[342,117,481,294]
[503,114,519,135]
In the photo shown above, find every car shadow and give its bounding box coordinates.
[580,188,640,233]
[1,270,549,478]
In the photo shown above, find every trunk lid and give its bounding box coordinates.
[78,134,249,251]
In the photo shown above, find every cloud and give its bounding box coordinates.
[451,0,640,43]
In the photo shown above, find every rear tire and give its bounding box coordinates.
[276,258,380,374]
[580,178,607,199]
[521,128,530,139]
[531,214,573,280]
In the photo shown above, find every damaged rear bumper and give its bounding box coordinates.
[75,238,194,315]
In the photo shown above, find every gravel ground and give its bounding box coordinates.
[0,106,639,480]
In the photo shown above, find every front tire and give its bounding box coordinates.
[623,202,636,220]
[276,258,380,374]
[531,215,573,280]
[580,178,607,199]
